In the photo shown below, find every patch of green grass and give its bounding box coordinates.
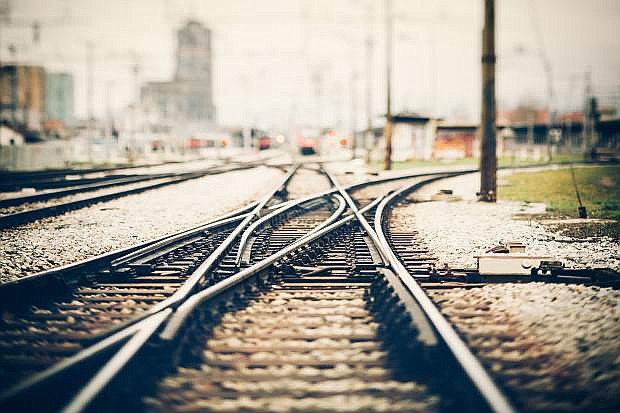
[500,165,620,220]
[498,154,584,168]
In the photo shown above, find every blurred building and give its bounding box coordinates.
[390,113,436,161]
[45,72,74,128]
[434,124,477,159]
[0,64,46,140]
[141,20,216,132]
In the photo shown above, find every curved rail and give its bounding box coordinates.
[66,174,460,412]
[234,193,343,265]
[159,193,385,340]
[0,165,300,406]
[0,199,260,295]
[52,172,358,411]
[373,173,516,413]
[0,166,459,294]
[133,164,300,316]
[2,167,484,412]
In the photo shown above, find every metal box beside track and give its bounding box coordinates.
[476,253,554,275]
[476,241,553,275]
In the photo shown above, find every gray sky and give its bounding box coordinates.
[3,0,620,129]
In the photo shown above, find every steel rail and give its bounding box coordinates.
[66,213,253,343]
[0,153,273,190]
[159,195,385,340]
[234,190,342,265]
[110,213,248,270]
[1,168,473,411]
[322,167,393,264]
[61,310,173,413]
[29,172,441,412]
[373,174,516,413]
[137,164,300,316]
[17,164,591,412]
[0,159,192,182]
[0,189,381,410]
[268,167,478,211]
[0,307,169,402]
[0,165,445,293]
[0,200,260,293]
[0,173,179,208]
[303,194,346,236]
[0,166,300,408]
[51,182,357,413]
[55,190,360,413]
[238,193,347,267]
[0,163,260,229]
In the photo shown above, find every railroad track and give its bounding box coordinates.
[0,165,515,413]
[0,161,270,229]
[0,165,302,389]
[0,172,182,208]
[0,165,372,398]
[375,176,620,413]
[0,161,193,192]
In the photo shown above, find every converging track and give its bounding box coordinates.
[0,165,517,413]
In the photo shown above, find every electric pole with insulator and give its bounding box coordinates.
[479,0,497,202]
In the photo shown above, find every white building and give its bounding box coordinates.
[390,113,436,161]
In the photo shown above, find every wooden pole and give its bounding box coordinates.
[364,17,374,164]
[383,0,393,170]
[479,0,496,202]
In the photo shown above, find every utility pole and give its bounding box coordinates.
[131,52,140,151]
[479,0,496,202]
[383,0,393,170]
[312,69,322,129]
[350,70,358,159]
[86,41,94,163]
[0,0,6,145]
[365,4,374,164]
[581,70,597,158]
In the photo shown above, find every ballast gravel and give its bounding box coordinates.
[427,284,620,412]
[0,166,283,283]
[0,176,183,216]
[285,166,333,199]
[387,170,620,412]
[402,172,619,271]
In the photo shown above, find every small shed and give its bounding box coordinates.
[434,124,477,159]
[391,113,435,161]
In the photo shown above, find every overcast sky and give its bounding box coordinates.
[3,0,620,129]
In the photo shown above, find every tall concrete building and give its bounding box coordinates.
[141,20,216,131]
[0,64,46,139]
[46,72,74,127]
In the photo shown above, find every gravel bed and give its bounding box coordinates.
[427,284,620,412]
[402,172,619,271]
[286,166,333,199]
[348,174,452,209]
[0,176,179,215]
[387,171,620,412]
[0,166,283,283]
